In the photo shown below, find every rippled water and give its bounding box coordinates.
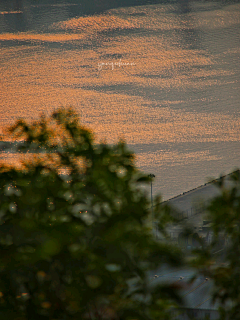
[0,0,240,199]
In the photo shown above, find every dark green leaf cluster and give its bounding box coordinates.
[0,109,183,320]
[192,170,240,320]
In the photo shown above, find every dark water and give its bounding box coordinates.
[0,0,240,199]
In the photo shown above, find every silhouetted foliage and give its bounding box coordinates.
[191,170,240,320]
[0,108,183,320]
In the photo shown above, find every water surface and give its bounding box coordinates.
[0,0,240,199]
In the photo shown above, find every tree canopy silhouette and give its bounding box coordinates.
[0,108,183,320]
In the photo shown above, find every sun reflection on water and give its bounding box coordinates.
[0,2,239,199]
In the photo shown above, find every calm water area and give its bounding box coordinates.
[0,0,240,199]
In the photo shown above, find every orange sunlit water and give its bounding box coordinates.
[0,2,240,199]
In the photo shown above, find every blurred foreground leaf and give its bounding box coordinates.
[0,108,183,320]
[192,170,240,320]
